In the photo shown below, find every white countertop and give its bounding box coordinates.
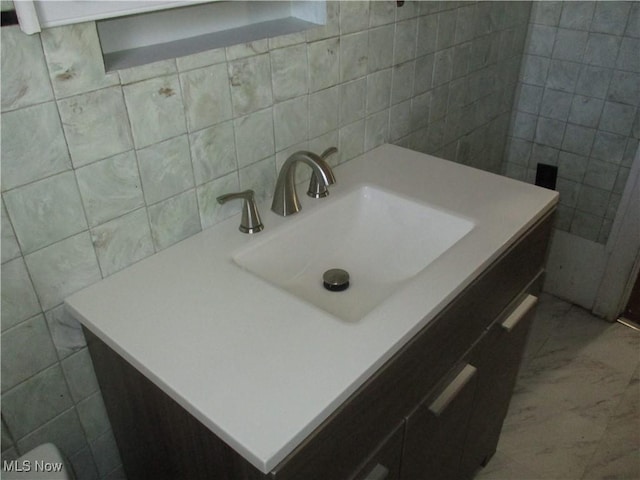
[65,145,558,473]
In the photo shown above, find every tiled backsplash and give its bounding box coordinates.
[504,1,640,244]
[1,2,530,478]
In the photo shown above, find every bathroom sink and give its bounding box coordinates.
[233,185,474,322]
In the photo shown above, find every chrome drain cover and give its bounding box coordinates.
[323,268,350,292]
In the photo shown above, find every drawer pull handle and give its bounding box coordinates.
[501,294,538,332]
[429,364,477,416]
[363,464,389,480]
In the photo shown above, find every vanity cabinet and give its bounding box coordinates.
[84,210,554,480]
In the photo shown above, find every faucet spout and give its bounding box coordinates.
[271,150,336,216]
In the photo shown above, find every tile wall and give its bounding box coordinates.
[503,1,640,244]
[1,2,530,478]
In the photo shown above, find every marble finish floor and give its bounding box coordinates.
[477,294,640,480]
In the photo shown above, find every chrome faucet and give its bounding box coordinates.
[271,150,336,216]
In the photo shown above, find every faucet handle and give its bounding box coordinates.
[217,189,264,234]
[307,147,338,198]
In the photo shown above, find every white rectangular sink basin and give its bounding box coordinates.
[233,185,474,322]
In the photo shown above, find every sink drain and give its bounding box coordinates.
[323,268,350,292]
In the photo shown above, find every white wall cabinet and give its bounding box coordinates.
[15,1,325,71]
[15,1,208,34]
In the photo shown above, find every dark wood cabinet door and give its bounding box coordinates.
[401,363,478,480]
[460,294,538,479]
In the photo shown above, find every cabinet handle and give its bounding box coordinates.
[428,364,477,417]
[501,294,538,332]
[363,464,390,480]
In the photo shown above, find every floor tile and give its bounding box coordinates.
[475,450,541,480]
[479,294,640,480]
